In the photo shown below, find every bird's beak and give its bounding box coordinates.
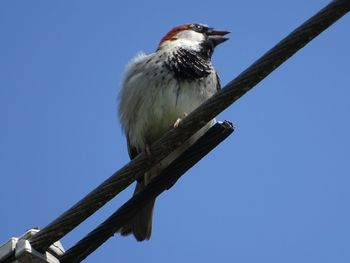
[207,28,230,47]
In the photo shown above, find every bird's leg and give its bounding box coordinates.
[141,143,156,166]
[173,112,188,128]
[143,144,152,156]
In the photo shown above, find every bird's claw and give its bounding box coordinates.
[173,118,182,128]
[173,113,188,128]
[141,144,152,156]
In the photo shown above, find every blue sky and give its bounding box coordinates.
[1,1,349,262]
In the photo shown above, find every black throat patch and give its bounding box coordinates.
[165,48,212,80]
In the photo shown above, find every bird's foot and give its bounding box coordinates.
[173,113,188,128]
[144,144,152,156]
[141,143,156,163]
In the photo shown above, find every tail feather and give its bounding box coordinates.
[120,179,155,241]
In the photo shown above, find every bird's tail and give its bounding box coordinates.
[119,121,216,241]
[119,177,155,241]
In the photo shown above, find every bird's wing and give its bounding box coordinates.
[127,134,139,160]
[118,52,156,159]
[215,71,222,92]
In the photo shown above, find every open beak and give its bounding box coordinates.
[207,28,230,47]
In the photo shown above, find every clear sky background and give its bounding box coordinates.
[1,1,349,262]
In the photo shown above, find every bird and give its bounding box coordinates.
[118,23,229,241]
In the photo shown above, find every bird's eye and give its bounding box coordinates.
[191,24,205,32]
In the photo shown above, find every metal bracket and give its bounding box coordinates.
[0,229,64,263]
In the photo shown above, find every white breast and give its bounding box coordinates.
[118,52,218,152]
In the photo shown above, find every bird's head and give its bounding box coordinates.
[158,23,229,58]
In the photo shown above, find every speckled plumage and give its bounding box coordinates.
[119,51,219,154]
[118,23,229,241]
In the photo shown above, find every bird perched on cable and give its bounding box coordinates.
[118,23,229,241]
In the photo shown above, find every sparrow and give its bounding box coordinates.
[118,23,229,241]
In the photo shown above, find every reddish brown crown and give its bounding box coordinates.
[159,24,193,46]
